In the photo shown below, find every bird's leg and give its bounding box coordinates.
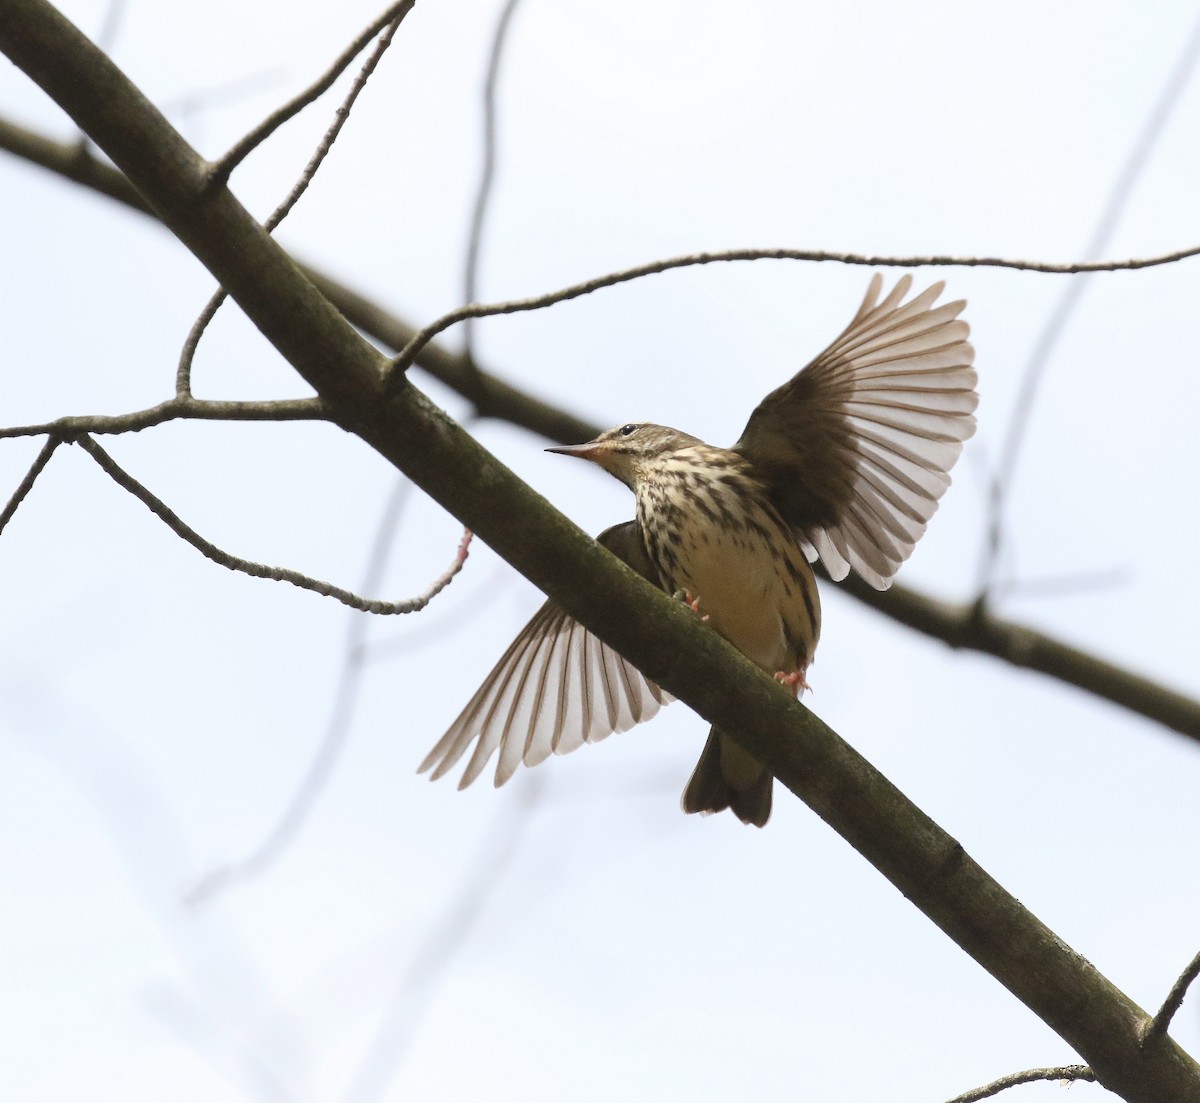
[672,590,710,622]
[774,668,810,697]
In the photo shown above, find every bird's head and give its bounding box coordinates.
[547,423,699,490]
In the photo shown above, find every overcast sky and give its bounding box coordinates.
[2,2,1200,1100]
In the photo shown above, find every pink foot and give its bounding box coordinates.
[673,591,710,622]
[774,669,810,696]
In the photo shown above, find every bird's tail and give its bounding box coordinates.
[681,727,772,827]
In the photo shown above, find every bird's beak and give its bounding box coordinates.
[547,437,626,480]
[545,441,603,461]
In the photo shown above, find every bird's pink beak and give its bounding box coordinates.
[545,441,603,460]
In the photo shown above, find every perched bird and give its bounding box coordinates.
[420,274,977,826]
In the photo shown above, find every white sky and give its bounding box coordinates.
[2,2,1199,1100]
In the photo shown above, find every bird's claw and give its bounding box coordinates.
[774,669,810,696]
[672,590,710,622]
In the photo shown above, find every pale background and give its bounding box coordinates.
[1,2,1198,1100]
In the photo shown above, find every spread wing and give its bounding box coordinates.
[418,522,672,789]
[733,273,978,590]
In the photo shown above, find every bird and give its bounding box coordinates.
[419,274,977,826]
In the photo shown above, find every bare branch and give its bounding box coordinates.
[93,0,127,54]
[944,1065,1097,1103]
[257,7,409,240]
[461,0,523,365]
[307,265,600,440]
[0,436,60,535]
[75,434,471,615]
[836,572,1200,742]
[1145,949,1200,1042]
[343,776,546,1103]
[208,1,414,185]
[978,9,1200,596]
[175,294,223,399]
[186,475,418,906]
[0,396,328,439]
[386,242,1200,376]
[176,3,413,396]
[0,111,596,439]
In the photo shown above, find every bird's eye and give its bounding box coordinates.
[618,423,638,437]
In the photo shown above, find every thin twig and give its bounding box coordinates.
[0,436,60,535]
[185,475,417,905]
[461,0,523,371]
[0,396,328,439]
[386,242,1200,377]
[175,294,224,399]
[341,776,546,1103]
[161,67,288,128]
[208,1,414,185]
[978,9,1200,597]
[257,6,410,240]
[836,571,1200,741]
[93,0,126,54]
[176,4,414,396]
[943,1065,1096,1103]
[76,435,471,615]
[997,566,1129,602]
[366,559,510,661]
[1146,949,1200,1042]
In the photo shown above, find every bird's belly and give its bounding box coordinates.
[672,530,818,674]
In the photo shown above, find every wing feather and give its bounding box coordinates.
[734,275,977,589]
[418,522,672,789]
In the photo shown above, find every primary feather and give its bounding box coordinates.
[734,273,977,589]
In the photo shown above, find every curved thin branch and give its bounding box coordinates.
[9,9,1199,1096]
[978,8,1200,596]
[208,1,413,185]
[343,774,545,1103]
[304,266,599,439]
[0,435,61,534]
[76,434,471,615]
[945,1065,1097,1103]
[836,573,1200,742]
[386,243,1200,376]
[186,475,419,906]
[176,4,413,397]
[1146,949,1200,1042]
[175,294,223,399]
[461,0,523,364]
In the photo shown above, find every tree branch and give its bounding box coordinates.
[76,435,471,615]
[4,6,1196,1098]
[207,1,413,186]
[185,474,422,906]
[387,243,1200,375]
[177,3,412,397]
[1146,949,1200,1042]
[0,396,328,439]
[836,574,1200,742]
[977,8,1200,596]
[944,1065,1097,1103]
[1,111,1197,743]
[0,435,60,534]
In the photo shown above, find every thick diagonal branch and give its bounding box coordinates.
[3,6,1196,1099]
